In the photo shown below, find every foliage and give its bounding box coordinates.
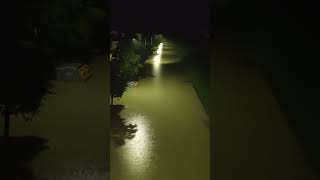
[153,37,163,47]
[0,45,54,137]
[109,35,147,103]
[110,57,127,102]
[39,0,108,58]
[119,47,143,81]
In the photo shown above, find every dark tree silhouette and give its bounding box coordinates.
[110,37,145,104]
[119,46,142,81]
[38,0,108,59]
[110,48,127,105]
[0,45,54,139]
[1,1,55,140]
[0,136,49,180]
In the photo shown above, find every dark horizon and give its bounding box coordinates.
[109,0,210,34]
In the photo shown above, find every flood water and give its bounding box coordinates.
[111,41,210,180]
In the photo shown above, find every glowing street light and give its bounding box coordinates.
[132,38,137,44]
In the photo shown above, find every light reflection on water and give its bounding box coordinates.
[152,54,161,77]
[111,41,210,180]
[146,43,180,79]
[122,113,154,176]
[152,43,163,77]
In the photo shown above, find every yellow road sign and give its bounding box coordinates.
[78,64,92,80]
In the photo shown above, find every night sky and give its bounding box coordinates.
[109,0,210,34]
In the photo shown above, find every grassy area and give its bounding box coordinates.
[171,40,210,115]
[263,65,320,178]
[183,60,209,115]
[211,40,317,179]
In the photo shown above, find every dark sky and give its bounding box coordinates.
[109,0,210,34]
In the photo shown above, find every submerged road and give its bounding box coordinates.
[111,41,210,180]
[0,55,108,179]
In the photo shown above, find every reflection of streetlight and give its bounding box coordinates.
[152,42,163,77]
[153,55,161,65]
[156,42,163,55]
[153,54,161,77]
[123,114,153,175]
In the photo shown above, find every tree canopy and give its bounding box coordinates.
[38,0,108,58]
[119,47,142,81]
[1,1,57,137]
[0,44,54,137]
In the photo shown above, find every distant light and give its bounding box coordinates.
[132,38,138,45]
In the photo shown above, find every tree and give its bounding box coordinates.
[0,1,54,140]
[109,36,145,104]
[110,48,127,105]
[38,0,108,59]
[0,47,54,139]
[133,44,148,78]
[119,46,143,81]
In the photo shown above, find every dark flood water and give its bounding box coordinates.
[111,41,210,180]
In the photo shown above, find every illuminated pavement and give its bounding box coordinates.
[111,41,210,180]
